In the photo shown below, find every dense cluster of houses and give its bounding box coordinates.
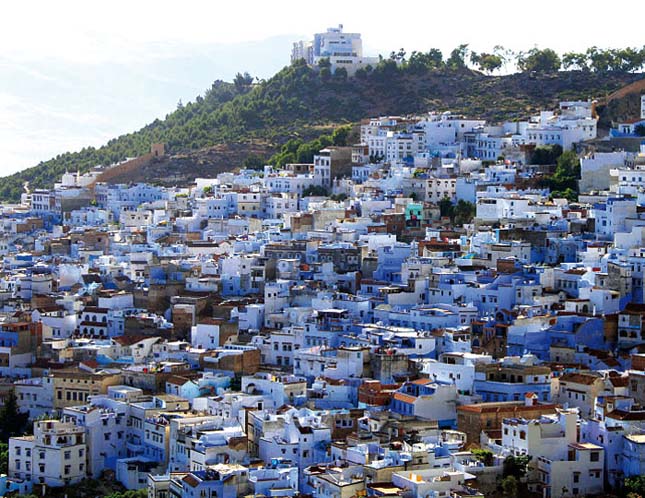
[1,92,645,498]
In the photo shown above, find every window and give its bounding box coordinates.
[590,452,600,462]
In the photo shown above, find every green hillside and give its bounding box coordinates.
[1,59,642,201]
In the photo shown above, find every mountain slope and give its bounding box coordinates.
[1,61,642,201]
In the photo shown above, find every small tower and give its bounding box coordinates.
[151,143,165,158]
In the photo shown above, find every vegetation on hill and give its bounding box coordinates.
[527,144,581,201]
[1,48,643,201]
[597,90,645,129]
[268,125,353,167]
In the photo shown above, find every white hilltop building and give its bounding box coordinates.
[291,25,379,76]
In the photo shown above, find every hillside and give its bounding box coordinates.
[1,60,642,201]
[596,79,645,129]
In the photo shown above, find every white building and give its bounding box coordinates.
[525,101,597,150]
[419,352,493,395]
[426,177,457,203]
[494,410,604,498]
[291,25,379,76]
[9,420,87,487]
[241,372,307,409]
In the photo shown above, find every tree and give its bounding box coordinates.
[471,448,494,466]
[0,442,8,474]
[550,187,578,202]
[404,49,445,73]
[493,45,515,72]
[471,52,503,74]
[501,475,519,496]
[635,124,645,137]
[332,126,351,146]
[446,44,470,70]
[243,153,266,170]
[531,144,563,165]
[453,200,476,225]
[373,58,399,79]
[425,48,444,69]
[302,185,328,197]
[562,52,589,71]
[517,48,561,72]
[625,475,645,497]
[333,67,348,81]
[438,197,454,218]
[615,46,645,72]
[586,46,615,72]
[233,71,254,92]
[503,454,531,480]
[0,391,29,442]
[354,67,368,79]
[390,48,407,63]
[104,491,148,498]
[319,67,332,81]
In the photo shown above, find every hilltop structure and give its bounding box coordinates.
[291,24,379,75]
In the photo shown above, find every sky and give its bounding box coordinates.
[1,0,643,176]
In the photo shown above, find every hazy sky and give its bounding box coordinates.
[1,0,643,176]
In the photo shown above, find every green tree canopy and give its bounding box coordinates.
[438,197,453,218]
[453,200,476,225]
[501,475,519,496]
[471,448,494,466]
[303,185,329,197]
[233,72,254,92]
[446,44,470,70]
[625,475,645,497]
[243,153,266,170]
[562,52,590,71]
[471,52,503,74]
[503,454,532,479]
[517,48,561,72]
[332,126,351,146]
[531,144,563,165]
